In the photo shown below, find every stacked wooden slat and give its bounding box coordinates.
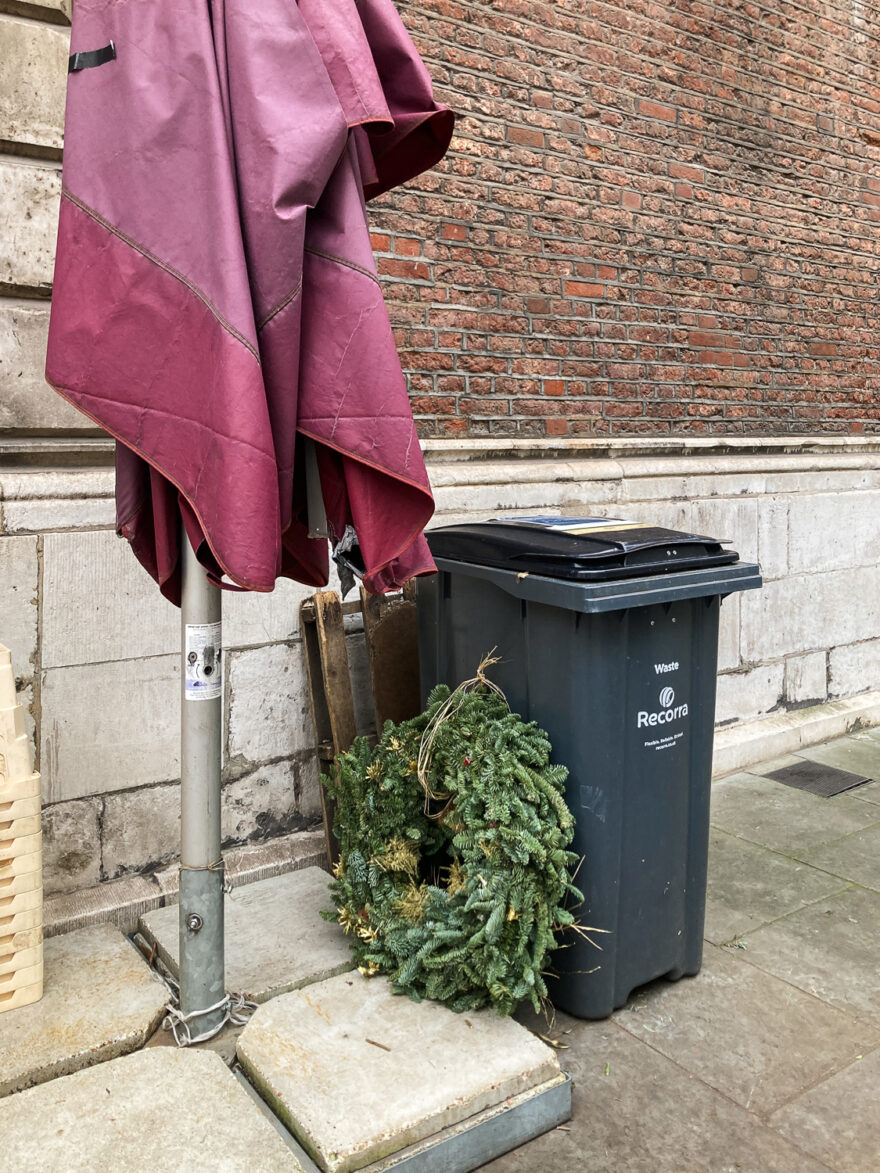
[300,584,421,865]
[0,645,43,1014]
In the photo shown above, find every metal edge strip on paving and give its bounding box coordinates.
[234,1065,571,1173]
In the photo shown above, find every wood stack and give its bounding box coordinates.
[0,645,43,1013]
[300,584,422,865]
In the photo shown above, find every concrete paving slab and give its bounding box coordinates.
[0,923,168,1096]
[825,731,880,805]
[480,1018,831,1173]
[0,1047,308,1172]
[617,942,877,1116]
[742,886,880,1023]
[769,1046,880,1173]
[353,1075,570,1173]
[849,780,880,806]
[710,770,880,855]
[237,1067,570,1173]
[139,867,353,1003]
[796,822,880,891]
[705,827,849,944]
[797,732,880,783]
[237,971,561,1173]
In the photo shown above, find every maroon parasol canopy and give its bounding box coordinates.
[47,0,453,603]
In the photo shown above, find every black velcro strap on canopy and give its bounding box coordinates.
[69,41,116,73]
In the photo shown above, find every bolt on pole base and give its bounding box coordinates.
[179,536,225,1039]
[179,866,225,1037]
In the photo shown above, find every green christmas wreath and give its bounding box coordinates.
[322,667,583,1016]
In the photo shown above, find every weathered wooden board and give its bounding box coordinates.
[360,581,421,731]
[301,587,421,865]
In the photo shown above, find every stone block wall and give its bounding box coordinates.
[1,4,83,434]
[5,436,880,899]
[425,436,880,725]
[4,479,329,895]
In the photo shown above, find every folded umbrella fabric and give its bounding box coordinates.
[47,0,453,602]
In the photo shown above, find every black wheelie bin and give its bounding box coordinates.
[417,517,762,1019]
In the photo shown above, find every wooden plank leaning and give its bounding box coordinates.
[300,586,422,867]
[360,581,421,732]
[300,592,357,865]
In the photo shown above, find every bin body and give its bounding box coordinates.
[417,544,761,1019]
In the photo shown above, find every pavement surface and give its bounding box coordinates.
[486,725,880,1173]
[0,727,878,1171]
[0,923,168,1096]
[0,1048,307,1172]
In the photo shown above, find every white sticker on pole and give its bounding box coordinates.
[184,622,222,701]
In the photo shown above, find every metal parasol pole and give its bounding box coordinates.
[178,536,226,1039]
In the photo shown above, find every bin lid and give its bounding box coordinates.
[426,517,740,581]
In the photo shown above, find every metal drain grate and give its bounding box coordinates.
[766,760,873,798]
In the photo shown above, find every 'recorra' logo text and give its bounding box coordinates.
[637,686,689,728]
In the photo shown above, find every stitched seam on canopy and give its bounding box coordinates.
[258,280,302,331]
[304,245,379,286]
[71,389,277,460]
[62,189,261,363]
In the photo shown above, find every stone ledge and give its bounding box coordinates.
[421,435,880,462]
[3,433,880,476]
[713,691,880,779]
[3,442,879,544]
[44,828,327,937]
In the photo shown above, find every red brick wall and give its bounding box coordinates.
[370,0,880,437]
